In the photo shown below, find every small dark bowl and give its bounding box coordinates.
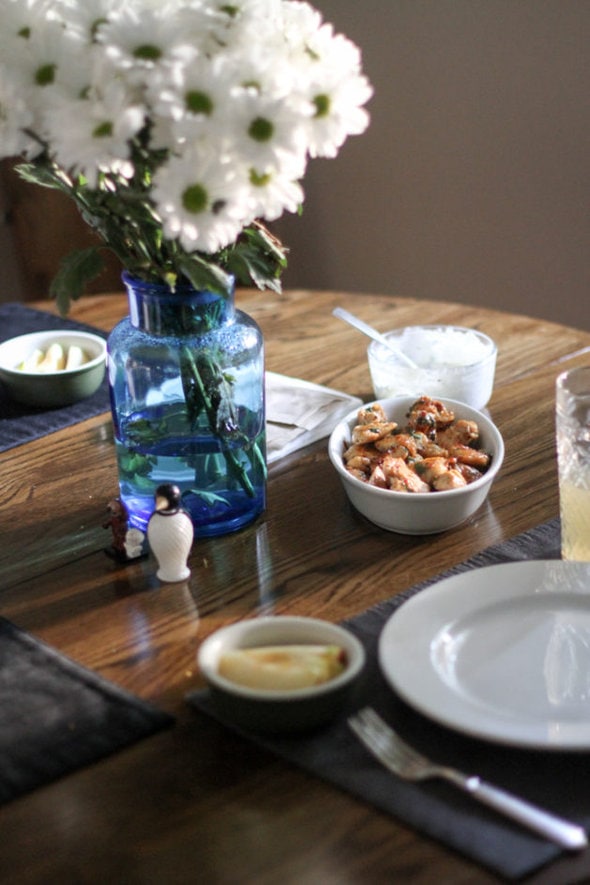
[198,616,366,735]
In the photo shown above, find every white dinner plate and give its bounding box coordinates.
[379,560,590,750]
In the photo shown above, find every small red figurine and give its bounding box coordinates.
[103,497,146,562]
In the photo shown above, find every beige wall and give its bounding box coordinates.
[273,0,589,330]
[1,2,587,329]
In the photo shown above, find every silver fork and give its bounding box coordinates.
[348,707,587,850]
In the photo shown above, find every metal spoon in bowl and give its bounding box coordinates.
[332,307,418,369]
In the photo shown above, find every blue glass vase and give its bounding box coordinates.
[107,273,266,537]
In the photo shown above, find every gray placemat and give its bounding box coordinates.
[0,617,174,803]
[0,303,110,452]
[188,518,590,881]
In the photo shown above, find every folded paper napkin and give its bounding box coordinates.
[188,518,590,882]
[265,372,362,463]
[0,617,174,804]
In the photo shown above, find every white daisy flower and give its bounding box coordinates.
[153,53,236,145]
[230,87,308,178]
[0,0,54,57]
[303,68,373,159]
[152,146,250,254]
[97,5,193,73]
[245,165,304,222]
[297,26,373,158]
[46,77,145,187]
[8,10,86,97]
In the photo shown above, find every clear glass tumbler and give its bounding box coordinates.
[556,366,590,560]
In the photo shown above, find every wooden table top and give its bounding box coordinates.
[1,289,590,884]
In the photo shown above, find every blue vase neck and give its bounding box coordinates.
[122,273,234,335]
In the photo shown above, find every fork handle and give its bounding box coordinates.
[448,771,587,850]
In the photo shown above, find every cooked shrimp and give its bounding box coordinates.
[432,470,467,491]
[351,421,397,445]
[357,403,388,425]
[343,443,381,474]
[374,432,419,458]
[447,444,490,469]
[381,455,430,493]
[455,462,485,484]
[388,477,411,492]
[408,431,448,458]
[437,419,479,449]
[407,396,455,436]
[368,464,388,488]
[414,456,467,490]
[346,467,370,482]
[406,408,436,438]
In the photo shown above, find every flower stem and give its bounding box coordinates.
[180,346,260,498]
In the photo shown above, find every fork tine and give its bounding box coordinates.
[353,706,392,738]
[352,709,394,754]
[354,708,422,760]
[348,709,413,781]
[348,707,431,778]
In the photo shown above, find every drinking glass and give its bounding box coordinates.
[556,366,590,560]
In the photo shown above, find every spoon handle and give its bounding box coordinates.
[332,307,417,369]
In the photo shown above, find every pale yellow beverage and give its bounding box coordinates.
[559,480,590,561]
[556,366,590,561]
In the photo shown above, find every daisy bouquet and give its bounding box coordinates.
[0,0,372,314]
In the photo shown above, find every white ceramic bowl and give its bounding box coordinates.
[0,329,106,407]
[367,325,497,410]
[198,616,366,734]
[328,396,504,535]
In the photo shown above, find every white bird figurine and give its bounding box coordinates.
[147,483,194,582]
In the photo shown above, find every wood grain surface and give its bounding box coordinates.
[1,289,589,885]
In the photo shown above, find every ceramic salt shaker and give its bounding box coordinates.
[147,484,193,582]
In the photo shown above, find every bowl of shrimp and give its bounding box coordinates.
[328,395,504,535]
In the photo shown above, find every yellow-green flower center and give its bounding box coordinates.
[133,44,162,61]
[250,169,272,187]
[185,90,213,115]
[313,94,331,118]
[182,184,208,214]
[248,117,274,142]
[35,63,56,86]
[93,121,113,138]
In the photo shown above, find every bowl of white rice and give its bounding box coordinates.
[367,325,497,410]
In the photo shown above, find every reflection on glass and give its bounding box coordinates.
[544,617,590,706]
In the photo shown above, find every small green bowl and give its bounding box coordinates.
[0,329,106,408]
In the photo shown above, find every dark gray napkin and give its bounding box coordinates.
[0,617,174,803]
[0,302,111,451]
[188,518,590,881]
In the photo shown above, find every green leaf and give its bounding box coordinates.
[15,162,55,188]
[183,489,231,507]
[15,161,74,195]
[176,254,234,297]
[49,247,105,316]
[224,222,288,292]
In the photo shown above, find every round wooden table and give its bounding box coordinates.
[1,289,589,884]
